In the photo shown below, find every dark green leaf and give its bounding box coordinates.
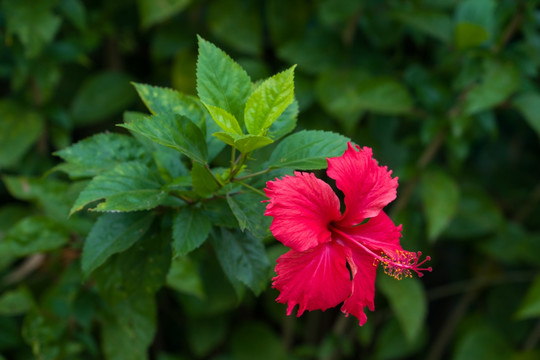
[454,0,495,50]
[186,316,227,357]
[378,276,427,344]
[196,36,252,123]
[70,162,167,214]
[226,191,270,240]
[166,256,204,298]
[82,212,155,277]
[453,322,512,360]
[54,133,149,178]
[191,162,220,197]
[101,295,156,360]
[395,11,452,43]
[0,100,44,168]
[93,232,171,304]
[71,72,137,125]
[0,216,69,258]
[464,61,518,115]
[420,170,460,241]
[244,66,296,136]
[481,223,540,266]
[0,287,34,316]
[137,0,191,28]
[268,130,349,170]
[121,113,207,163]
[516,275,540,319]
[2,0,61,57]
[230,322,286,360]
[211,228,270,296]
[514,92,540,138]
[172,207,211,256]
[58,0,86,30]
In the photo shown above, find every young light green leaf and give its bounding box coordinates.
[121,113,207,163]
[267,100,298,141]
[268,130,349,170]
[81,212,155,277]
[173,207,211,256]
[378,276,427,344]
[54,133,148,178]
[0,216,69,257]
[244,65,296,136]
[226,192,270,240]
[516,275,540,319]
[0,100,44,169]
[213,133,274,153]
[196,36,252,123]
[203,103,243,135]
[421,170,460,241]
[70,162,167,214]
[211,228,270,296]
[464,61,518,115]
[514,92,540,138]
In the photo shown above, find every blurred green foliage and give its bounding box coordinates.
[1,0,540,359]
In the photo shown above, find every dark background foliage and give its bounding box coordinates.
[1,0,540,359]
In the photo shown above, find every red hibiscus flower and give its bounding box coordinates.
[264,143,431,325]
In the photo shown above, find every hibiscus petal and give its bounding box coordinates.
[264,171,341,252]
[343,211,403,254]
[327,143,398,226]
[273,242,351,316]
[341,247,377,326]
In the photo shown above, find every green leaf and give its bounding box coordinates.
[226,192,270,240]
[0,287,34,316]
[186,316,227,357]
[454,0,495,50]
[0,216,69,257]
[70,162,167,214]
[71,72,137,125]
[244,66,295,136]
[172,207,211,256]
[54,133,149,178]
[101,295,156,360]
[203,103,243,135]
[481,223,540,266]
[191,162,220,197]
[82,212,155,277]
[230,322,286,360]
[420,170,460,241]
[2,0,61,57]
[516,275,540,319]
[514,93,540,138]
[395,11,452,43]
[137,0,191,28]
[58,0,86,30]
[378,276,427,344]
[0,100,44,168]
[196,36,252,123]
[94,232,171,304]
[211,228,270,296]
[268,130,349,170]
[267,100,298,141]
[464,61,519,115]
[166,256,204,298]
[207,0,262,56]
[214,133,274,153]
[121,113,207,163]
[453,322,512,360]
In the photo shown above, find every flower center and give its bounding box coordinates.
[330,226,432,280]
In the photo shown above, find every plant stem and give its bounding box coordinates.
[234,180,266,197]
[235,168,271,181]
